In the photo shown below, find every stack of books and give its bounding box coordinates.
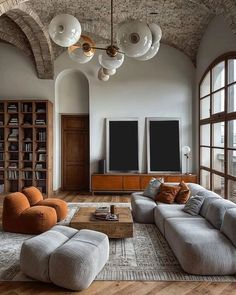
[93,206,118,221]
[8,129,18,141]
[8,117,18,126]
[8,104,17,113]
[8,162,18,169]
[35,119,46,125]
[38,131,46,141]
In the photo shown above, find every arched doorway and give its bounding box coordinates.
[55,69,89,191]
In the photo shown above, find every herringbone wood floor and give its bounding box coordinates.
[0,192,236,295]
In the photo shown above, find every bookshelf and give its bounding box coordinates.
[0,100,53,195]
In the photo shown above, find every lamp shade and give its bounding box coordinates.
[98,51,124,70]
[98,67,109,81]
[148,23,162,44]
[117,20,152,57]
[182,146,191,154]
[135,42,160,61]
[48,14,81,47]
[68,35,95,64]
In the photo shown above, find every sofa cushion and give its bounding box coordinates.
[165,217,236,275]
[221,208,236,247]
[187,183,206,196]
[131,192,156,223]
[155,184,180,204]
[205,199,236,229]
[199,197,220,218]
[143,178,164,199]
[154,204,201,236]
[175,181,190,204]
[183,195,205,216]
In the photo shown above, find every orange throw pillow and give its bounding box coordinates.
[175,181,190,204]
[155,183,181,204]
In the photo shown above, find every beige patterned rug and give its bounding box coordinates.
[1,203,236,282]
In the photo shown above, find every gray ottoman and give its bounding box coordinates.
[20,225,109,290]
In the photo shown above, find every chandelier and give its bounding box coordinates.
[48,0,162,81]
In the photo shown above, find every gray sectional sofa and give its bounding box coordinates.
[131,183,236,275]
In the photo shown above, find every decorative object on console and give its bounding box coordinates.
[106,118,140,173]
[183,195,205,216]
[48,0,162,81]
[143,177,164,199]
[182,145,191,174]
[146,118,181,173]
[155,183,181,204]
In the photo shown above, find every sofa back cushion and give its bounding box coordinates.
[22,186,43,206]
[187,183,206,196]
[220,208,236,247]
[198,190,221,218]
[205,199,236,229]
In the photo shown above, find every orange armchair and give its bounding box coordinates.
[2,192,57,234]
[22,186,68,222]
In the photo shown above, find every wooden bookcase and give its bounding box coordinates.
[0,100,53,196]
[91,173,198,194]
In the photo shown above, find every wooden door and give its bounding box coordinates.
[62,115,89,190]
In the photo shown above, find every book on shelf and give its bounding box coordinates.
[24,143,32,152]
[35,163,43,169]
[0,184,4,193]
[8,162,18,169]
[38,153,46,161]
[8,104,17,112]
[35,119,46,125]
[8,170,18,180]
[8,117,18,126]
[35,171,46,180]
[38,131,46,141]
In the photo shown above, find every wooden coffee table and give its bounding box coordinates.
[70,207,133,238]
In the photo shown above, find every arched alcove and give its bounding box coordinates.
[53,69,89,191]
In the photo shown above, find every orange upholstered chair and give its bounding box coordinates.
[22,186,68,222]
[2,192,57,234]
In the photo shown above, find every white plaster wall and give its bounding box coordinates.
[0,43,54,100]
[195,16,236,172]
[55,44,195,179]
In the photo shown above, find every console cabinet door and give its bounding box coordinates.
[92,175,123,190]
[123,176,140,190]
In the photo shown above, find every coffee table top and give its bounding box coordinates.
[69,206,133,238]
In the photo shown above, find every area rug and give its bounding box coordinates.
[1,202,236,282]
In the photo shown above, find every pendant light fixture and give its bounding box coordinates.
[48,0,162,81]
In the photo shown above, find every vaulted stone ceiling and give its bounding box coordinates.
[0,0,236,79]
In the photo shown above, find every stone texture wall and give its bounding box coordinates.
[0,0,236,78]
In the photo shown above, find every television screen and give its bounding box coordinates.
[147,119,181,172]
[107,119,139,172]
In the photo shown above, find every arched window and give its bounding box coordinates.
[199,53,236,202]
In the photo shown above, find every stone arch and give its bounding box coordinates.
[4,3,53,79]
[0,31,31,56]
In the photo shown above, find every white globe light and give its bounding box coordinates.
[117,20,152,57]
[136,42,160,61]
[98,52,124,70]
[182,146,191,154]
[98,67,109,81]
[49,14,81,47]
[68,35,95,64]
[148,23,162,44]
[102,68,116,76]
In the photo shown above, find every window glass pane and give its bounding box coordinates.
[228,59,236,84]
[200,96,210,119]
[228,180,236,203]
[212,62,225,91]
[212,148,224,173]
[200,147,210,167]
[228,150,236,176]
[228,120,236,148]
[212,90,224,114]
[212,122,224,147]
[228,84,236,113]
[200,72,210,98]
[200,169,210,190]
[212,174,224,197]
[200,124,210,146]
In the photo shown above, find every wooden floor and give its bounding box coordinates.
[0,192,236,295]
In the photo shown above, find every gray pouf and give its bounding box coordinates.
[20,225,109,290]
